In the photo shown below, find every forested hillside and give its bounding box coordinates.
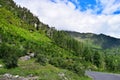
[66,31,120,49]
[66,31,120,72]
[0,0,120,80]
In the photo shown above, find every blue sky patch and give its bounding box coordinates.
[68,0,97,11]
[67,0,120,15]
[50,0,57,3]
[78,0,97,11]
[113,10,120,14]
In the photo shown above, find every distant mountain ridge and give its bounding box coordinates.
[66,31,120,49]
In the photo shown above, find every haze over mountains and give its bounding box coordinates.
[66,31,120,49]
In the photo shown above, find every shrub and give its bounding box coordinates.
[36,54,48,66]
[4,54,18,68]
[0,43,19,68]
[73,63,85,76]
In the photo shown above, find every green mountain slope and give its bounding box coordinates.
[66,31,120,49]
[0,7,72,65]
[0,1,91,80]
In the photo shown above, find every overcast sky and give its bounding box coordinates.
[14,0,120,38]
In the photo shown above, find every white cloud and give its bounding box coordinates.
[99,0,120,14]
[13,0,120,38]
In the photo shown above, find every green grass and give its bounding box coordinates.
[0,7,92,80]
[0,59,91,80]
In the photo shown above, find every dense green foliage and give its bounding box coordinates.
[36,54,48,66]
[66,31,120,72]
[0,43,19,68]
[51,30,85,56]
[49,30,106,70]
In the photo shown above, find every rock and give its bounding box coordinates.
[64,77,68,80]
[29,29,34,33]
[0,73,38,80]
[27,76,39,80]
[19,52,35,61]
[58,73,65,77]
[27,52,35,58]
[19,56,31,61]
[3,73,13,78]
[58,73,68,80]
[28,74,33,77]
[29,53,35,57]
[34,23,37,28]
[0,64,3,68]
[0,40,2,43]
[14,75,19,78]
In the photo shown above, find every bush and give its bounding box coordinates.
[49,57,63,67]
[49,57,85,76]
[0,43,19,68]
[73,63,85,76]
[36,54,48,66]
[4,54,18,68]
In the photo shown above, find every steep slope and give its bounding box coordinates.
[0,7,73,63]
[66,31,120,49]
[0,2,91,80]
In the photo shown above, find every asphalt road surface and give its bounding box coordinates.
[85,71,120,80]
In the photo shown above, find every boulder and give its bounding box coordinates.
[3,73,13,78]
[0,64,3,68]
[14,75,19,78]
[29,53,35,57]
[27,52,35,57]
[19,56,31,61]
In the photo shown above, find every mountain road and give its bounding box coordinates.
[85,71,120,80]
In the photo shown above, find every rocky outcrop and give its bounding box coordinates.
[58,73,68,80]
[0,73,38,80]
[27,52,35,58]
[19,55,31,61]
[19,52,35,61]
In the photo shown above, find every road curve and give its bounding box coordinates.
[85,71,120,80]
